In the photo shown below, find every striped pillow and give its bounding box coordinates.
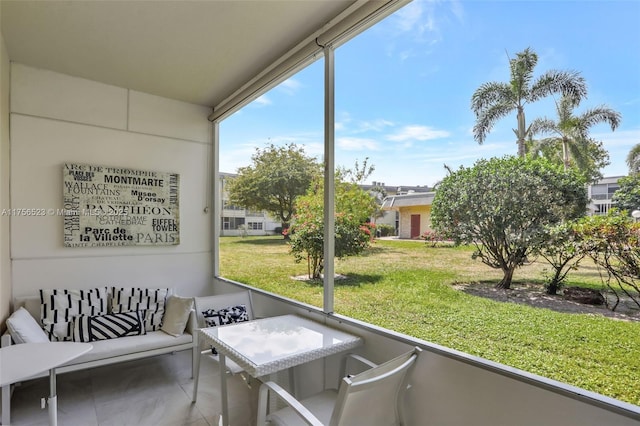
[73,311,146,342]
[110,287,168,332]
[40,287,108,341]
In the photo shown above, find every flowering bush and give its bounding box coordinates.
[420,230,447,247]
[288,177,377,279]
[572,211,640,310]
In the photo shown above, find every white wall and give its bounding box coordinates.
[9,63,213,297]
[0,5,11,327]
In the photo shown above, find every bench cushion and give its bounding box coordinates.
[64,330,192,366]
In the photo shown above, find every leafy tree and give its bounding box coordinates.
[288,171,377,279]
[527,95,619,182]
[527,137,610,184]
[627,143,640,174]
[226,143,320,235]
[341,156,375,184]
[573,211,640,311]
[532,221,585,295]
[612,174,640,214]
[471,47,587,157]
[431,156,588,289]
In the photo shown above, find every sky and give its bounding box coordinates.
[219,0,640,188]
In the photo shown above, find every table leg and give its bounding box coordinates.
[48,368,57,426]
[219,353,229,426]
[192,349,201,403]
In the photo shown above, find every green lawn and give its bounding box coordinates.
[220,236,640,406]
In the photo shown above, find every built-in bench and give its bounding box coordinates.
[1,290,198,425]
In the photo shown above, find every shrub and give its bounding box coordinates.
[573,211,640,311]
[420,230,447,247]
[376,224,395,237]
[431,156,587,289]
[288,174,377,279]
[532,221,584,295]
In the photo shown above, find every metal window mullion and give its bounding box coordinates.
[323,45,335,314]
[212,121,221,278]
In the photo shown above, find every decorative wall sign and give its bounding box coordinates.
[63,163,180,247]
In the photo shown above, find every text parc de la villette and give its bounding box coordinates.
[63,163,180,247]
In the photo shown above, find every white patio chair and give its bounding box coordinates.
[192,290,255,403]
[256,346,422,426]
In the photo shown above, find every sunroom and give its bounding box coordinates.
[0,1,638,425]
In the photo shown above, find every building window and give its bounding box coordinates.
[590,185,607,200]
[222,217,245,230]
[591,183,620,200]
[223,201,244,211]
[247,222,263,230]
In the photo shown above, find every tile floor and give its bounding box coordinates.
[5,350,259,426]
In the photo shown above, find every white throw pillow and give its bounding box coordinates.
[161,295,193,337]
[6,307,49,343]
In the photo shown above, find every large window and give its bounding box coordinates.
[222,217,245,230]
[217,0,640,406]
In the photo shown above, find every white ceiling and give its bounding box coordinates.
[1,0,378,109]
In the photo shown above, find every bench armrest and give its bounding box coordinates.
[1,331,13,348]
[184,309,197,335]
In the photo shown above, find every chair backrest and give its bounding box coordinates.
[193,290,255,329]
[329,347,421,426]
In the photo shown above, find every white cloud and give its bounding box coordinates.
[386,125,450,142]
[335,113,394,135]
[385,0,465,58]
[399,49,415,61]
[449,0,464,22]
[393,0,423,33]
[278,78,302,95]
[595,129,640,149]
[355,119,395,133]
[335,111,353,131]
[252,95,272,107]
[337,137,381,151]
[219,143,260,174]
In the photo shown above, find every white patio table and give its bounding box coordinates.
[0,342,92,426]
[194,314,363,426]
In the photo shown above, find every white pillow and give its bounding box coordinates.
[161,295,193,337]
[6,307,50,343]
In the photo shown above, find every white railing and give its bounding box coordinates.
[213,278,640,426]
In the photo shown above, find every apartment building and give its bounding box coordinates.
[588,176,624,215]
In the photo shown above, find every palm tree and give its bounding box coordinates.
[472,47,587,157]
[528,95,620,181]
[627,143,640,174]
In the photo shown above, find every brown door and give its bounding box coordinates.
[410,214,421,239]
